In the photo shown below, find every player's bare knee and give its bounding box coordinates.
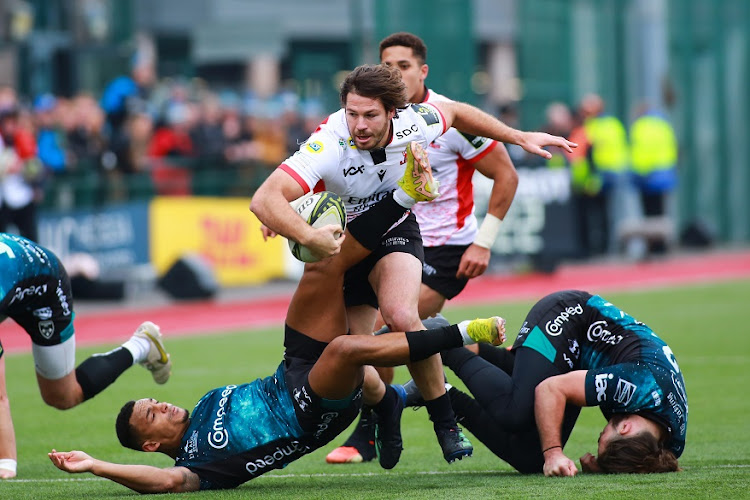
[327,336,362,364]
[381,307,421,332]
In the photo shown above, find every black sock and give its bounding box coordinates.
[425,392,457,429]
[372,384,399,420]
[405,325,463,362]
[342,407,377,447]
[75,347,133,401]
[447,386,474,424]
[347,195,409,250]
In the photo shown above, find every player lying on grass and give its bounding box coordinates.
[401,290,687,475]
[0,232,171,479]
[48,316,506,493]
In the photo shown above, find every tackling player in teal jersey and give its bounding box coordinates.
[49,315,507,492]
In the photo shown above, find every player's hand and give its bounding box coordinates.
[543,449,578,477]
[48,449,95,474]
[457,244,491,279]
[260,225,277,241]
[579,452,603,473]
[306,225,345,261]
[519,131,578,159]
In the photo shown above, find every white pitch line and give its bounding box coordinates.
[7,464,750,483]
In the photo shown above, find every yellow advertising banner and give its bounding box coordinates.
[149,197,286,286]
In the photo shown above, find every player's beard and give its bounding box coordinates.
[352,122,391,151]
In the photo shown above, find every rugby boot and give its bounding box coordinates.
[459,316,506,346]
[325,409,378,463]
[421,313,450,330]
[398,141,440,202]
[436,424,473,463]
[375,384,407,469]
[134,321,172,384]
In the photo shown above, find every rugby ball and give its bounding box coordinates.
[288,191,347,262]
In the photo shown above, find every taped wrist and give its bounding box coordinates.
[474,214,502,249]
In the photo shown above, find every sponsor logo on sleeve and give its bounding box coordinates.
[459,131,489,149]
[306,141,324,153]
[595,373,613,402]
[651,390,662,406]
[613,378,637,406]
[410,103,440,126]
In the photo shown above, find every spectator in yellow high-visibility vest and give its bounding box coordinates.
[567,94,629,258]
[629,104,678,217]
[628,104,678,255]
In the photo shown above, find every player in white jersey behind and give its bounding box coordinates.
[326,32,521,465]
[251,64,575,466]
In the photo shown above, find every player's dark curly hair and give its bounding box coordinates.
[115,400,143,451]
[379,32,428,64]
[339,64,408,112]
[597,430,681,473]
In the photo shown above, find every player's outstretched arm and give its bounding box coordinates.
[48,449,200,494]
[433,100,577,159]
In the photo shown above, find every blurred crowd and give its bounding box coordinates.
[0,59,679,262]
[0,62,327,241]
[519,94,679,260]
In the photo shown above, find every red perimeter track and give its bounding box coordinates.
[3,250,750,354]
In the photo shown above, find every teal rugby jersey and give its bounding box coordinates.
[1,233,60,297]
[514,290,688,458]
[175,363,309,490]
[581,294,688,458]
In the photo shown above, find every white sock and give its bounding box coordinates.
[457,320,476,345]
[122,336,151,365]
[392,189,416,209]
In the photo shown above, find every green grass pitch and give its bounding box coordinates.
[2,280,749,499]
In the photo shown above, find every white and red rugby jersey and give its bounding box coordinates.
[411,89,498,247]
[280,103,446,222]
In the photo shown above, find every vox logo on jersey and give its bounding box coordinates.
[343,165,365,177]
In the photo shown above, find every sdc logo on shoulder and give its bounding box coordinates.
[288,191,347,263]
[306,141,324,153]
